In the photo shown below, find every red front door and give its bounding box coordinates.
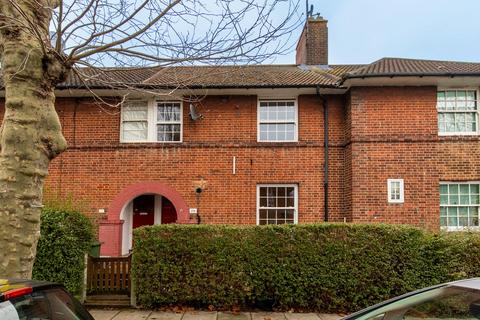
[132,195,155,229]
[161,197,177,224]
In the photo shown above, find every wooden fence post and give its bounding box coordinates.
[81,254,88,303]
[130,253,136,307]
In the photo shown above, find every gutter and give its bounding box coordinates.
[53,83,343,91]
[340,72,480,85]
[316,85,329,222]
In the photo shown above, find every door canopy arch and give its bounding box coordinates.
[108,182,191,223]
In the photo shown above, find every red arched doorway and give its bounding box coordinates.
[99,182,193,256]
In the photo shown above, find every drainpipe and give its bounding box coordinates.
[317,86,329,222]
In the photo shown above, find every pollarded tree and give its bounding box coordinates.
[0,0,301,277]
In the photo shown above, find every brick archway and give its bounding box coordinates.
[99,182,193,256]
[108,182,190,223]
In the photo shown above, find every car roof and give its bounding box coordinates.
[450,278,480,290]
[0,279,60,295]
[342,278,480,320]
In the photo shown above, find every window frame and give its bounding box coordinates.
[257,98,299,143]
[120,99,183,143]
[256,184,299,225]
[154,100,183,143]
[440,181,480,231]
[437,88,480,136]
[120,99,150,143]
[387,179,404,204]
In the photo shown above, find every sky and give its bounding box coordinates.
[274,0,480,65]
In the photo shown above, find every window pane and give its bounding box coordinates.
[123,102,148,121]
[437,91,446,101]
[446,91,456,100]
[448,216,458,227]
[259,209,267,220]
[459,217,469,227]
[157,103,181,123]
[122,121,148,141]
[449,194,459,205]
[449,184,459,194]
[157,124,181,142]
[440,195,448,205]
[459,206,468,216]
[440,207,447,217]
[471,185,480,193]
[470,207,479,226]
[440,185,448,194]
[467,90,476,99]
[440,217,447,227]
[260,197,267,207]
[457,91,466,101]
[471,194,480,205]
[460,195,470,205]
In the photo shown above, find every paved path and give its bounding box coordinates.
[88,309,343,320]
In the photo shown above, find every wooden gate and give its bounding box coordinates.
[86,255,131,295]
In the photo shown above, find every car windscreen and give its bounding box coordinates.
[0,287,93,320]
[351,285,480,320]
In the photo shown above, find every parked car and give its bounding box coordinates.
[0,279,94,320]
[343,278,480,319]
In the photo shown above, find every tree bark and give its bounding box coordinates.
[0,0,68,278]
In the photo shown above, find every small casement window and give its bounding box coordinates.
[121,101,149,142]
[156,101,182,142]
[437,90,478,135]
[440,183,480,230]
[387,179,404,203]
[257,184,298,225]
[258,99,297,142]
[121,100,182,143]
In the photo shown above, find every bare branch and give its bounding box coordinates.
[70,0,182,61]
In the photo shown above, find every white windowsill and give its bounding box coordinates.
[441,226,480,232]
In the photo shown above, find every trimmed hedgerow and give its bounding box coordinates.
[132,224,480,313]
[32,208,94,295]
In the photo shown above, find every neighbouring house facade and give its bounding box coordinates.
[3,16,480,256]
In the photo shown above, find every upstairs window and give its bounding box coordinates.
[258,99,297,142]
[121,100,182,143]
[121,101,148,142]
[437,90,478,135]
[157,102,182,142]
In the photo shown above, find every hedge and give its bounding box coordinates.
[32,207,95,295]
[132,224,480,313]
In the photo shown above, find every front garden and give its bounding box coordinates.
[132,224,480,313]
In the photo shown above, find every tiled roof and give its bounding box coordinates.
[344,57,480,79]
[61,64,362,89]
[3,58,480,90]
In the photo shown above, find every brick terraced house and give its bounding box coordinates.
[4,16,480,256]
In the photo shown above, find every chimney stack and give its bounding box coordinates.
[295,16,328,65]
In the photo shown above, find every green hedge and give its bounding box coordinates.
[32,208,94,295]
[132,224,480,312]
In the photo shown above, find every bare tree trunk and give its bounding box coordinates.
[0,0,68,278]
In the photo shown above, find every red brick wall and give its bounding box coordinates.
[38,94,347,226]
[3,85,479,234]
[347,86,480,230]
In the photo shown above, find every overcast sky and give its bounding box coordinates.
[274,0,480,65]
